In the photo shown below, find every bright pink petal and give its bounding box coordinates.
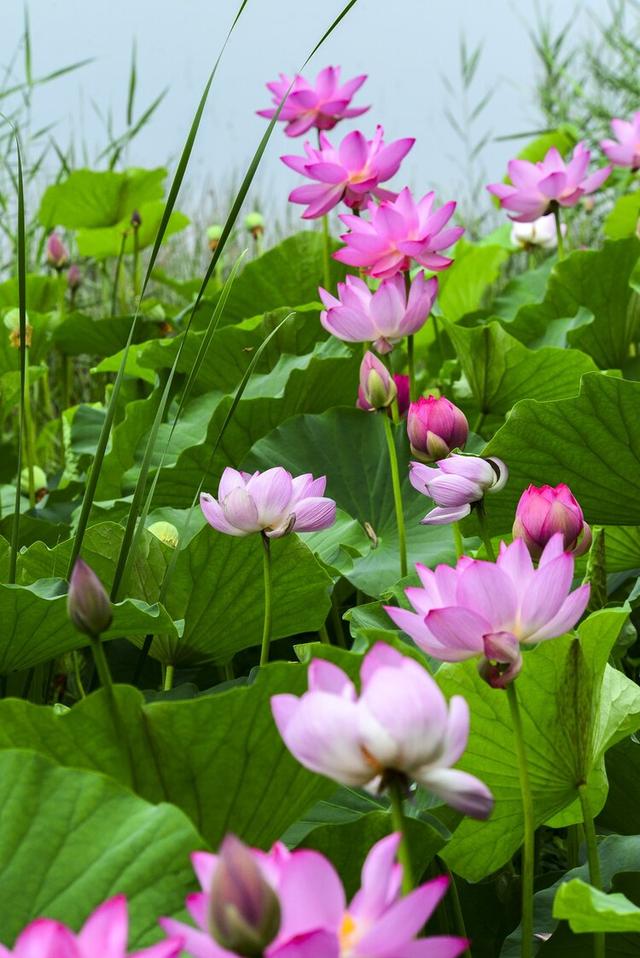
[277,849,345,941]
[349,833,402,922]
[423,606,488,656]
[78,897,127,958]
[356,877,449,955]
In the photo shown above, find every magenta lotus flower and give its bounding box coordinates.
[510,213,566,250]
[409,455,508,524]
[601,112,640,170]
[407,395,469,463]
[357,350,398,411]
[334,187,464,279]
[271,643,493,819]
[281,125,414,218]
[385,535,590,687]
[257,66,368,137]
[200,467,336,538]
[46,232,69,270]
[68,558,113,638]
[394,374,410,418]
[513,483,592,560]
[320,271,437,354]
[0,897,182,958]
[487,142,611,222]
[161,833,468,958]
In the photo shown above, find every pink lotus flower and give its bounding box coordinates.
[510,214,565,250]
[334,187,464,279]
[257,66,368,137]
[407,396,469,463]
[161,833,468,958]
[200,468,336,538]
[487,142,611,222]
[357,351,398,411]
[513,483,592,560]
[409,455,508,524]
[282,126,414,218]
[67,264,82,290]
[394,374,410,418]
[385,535,590,687]
[46,232,70,270]
[601,112,640,170]
[0,897,182,958]
[271,643,493,819]
[320,271,437,354]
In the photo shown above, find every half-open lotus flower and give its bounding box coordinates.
[257,66,368,137]
[282,125,414,217]
[320,271,437,354]
[409,454,508,524]
[601,112,640,170]
[385,535,590,687]
[201,467,336,538]
[334,187,464,279]
[407,395,469,462]
[271,642,494,819]
[487,142,611,222]
[161,833,468,958]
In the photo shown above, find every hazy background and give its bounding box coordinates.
[2,1,610,226]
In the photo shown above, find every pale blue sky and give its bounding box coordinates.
[2,1,610,225]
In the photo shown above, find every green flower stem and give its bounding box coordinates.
[259,533,273,666]
[163,664,175,692]
[439,859,471,958]
[319,624,331,644]
[578,783,605,958]
[90,635,114,697]
[132,225,140,300]
[453,521,464,559]
[407,334,416,401]
[387,778,414,894]
[330,591,347,648]
[476,505,496,561]
[321,215,331,291]
[506,682,535,958]
[553,204,565,261]
[383,414,408,578]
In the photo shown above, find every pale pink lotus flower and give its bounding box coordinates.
[409,455,508,525]
[601,112,640,170]
[46,232,70,270]
[357,350,398,411]
[407,396,469,463]
[510,214,566,250]
[161,833,468,958]
[513,483,592,560]
[257,66,369,137]
[320,271,437,354]
[200,467,336,538]
[281,125,414,218]
[334,187,464,279]
[487,142,611,222]
[385,535,590,687]
[271,643,494,819]
[0,897,182,958]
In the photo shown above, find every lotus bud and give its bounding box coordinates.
[4,308,32,349]
[67,558,113,638]
[148,520,179,549]
[207,224,224,251]
[513,483,592,560]
[67,264,82,291]
[357,351,397,411]
[208,835,281,957]
[131,209,142,229]
[46,232,70,271]
[407,394,469,462]
[393,374,410,419]
[244,211,265,239]
[20,466,48,500]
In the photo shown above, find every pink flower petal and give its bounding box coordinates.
[417,767,494,819]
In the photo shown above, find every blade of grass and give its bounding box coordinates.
[66,0,250,578]
[0,59,94,102]
[127,40,137,127]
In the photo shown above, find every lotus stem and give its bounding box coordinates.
[553,204,565,261]
[453,521,464,559]
[259,533,273,666]
[506,682,535,958]
[476,504,496,561]
[383,414,408,578]
[407,333,416,402]
[321,214,331,291]
[387,777,414,894]
[578,783,605,958]
[90,634,114,697]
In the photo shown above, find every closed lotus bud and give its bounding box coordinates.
[513,483,592,560]
[67,264,82,291]
[208,835,281,957]
[131,209,142,229]
[393,374,410,419]
[244,211,265,239]
[67,558,113,638]
[357,351,397,411]
[20,466,48,500]
[207,224,224,251]
[407,395,469,462]
[46,232,70,270]
[148,521,179,549]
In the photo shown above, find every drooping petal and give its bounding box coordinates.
[418,767,494,819]
[291,496,336,532]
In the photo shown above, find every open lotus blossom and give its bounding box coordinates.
[257,66,368,137]
[1,897,182,958]
[282,125,414,218]
[385,535,590,687]
[510,213,566,250]
[200,467,336,538]
[161,833,468,958]
[334,187,464,279]
[513,483,592,560]
[320,271,437,354]
[46,232,70,270]
[407,395,469,463]
[271,642,494,819]
[409,455,508,525]
[601,112,640,170]
[487,142,611,222]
